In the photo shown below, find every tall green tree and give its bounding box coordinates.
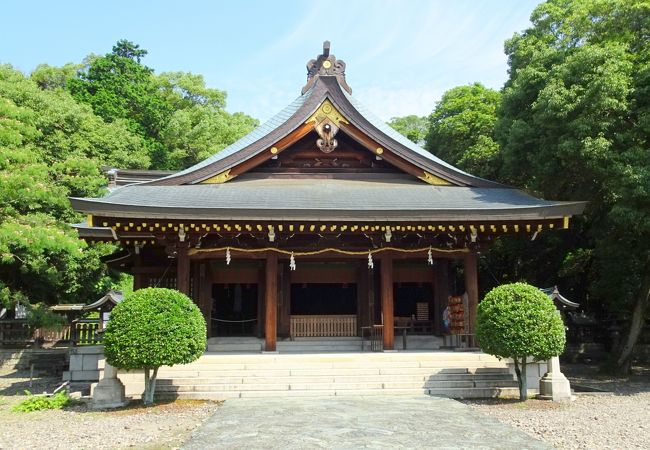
[155,71,258,169]
[0,41,258,310]
[498,0,650,373]
[68,40,258,170]
[68,39,172,166]
[30,62,82,91]
[0,65,138,308]
[2,65,150,169]
[388,115,428,145]
[425,83,501,179]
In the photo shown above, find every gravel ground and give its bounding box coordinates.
[1,364,648,449]
[464,364,650,450]
[0,369,219,450]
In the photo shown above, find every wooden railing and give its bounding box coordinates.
[33,325,71,343]
[0,319,102,347]
[71,320,102,346]
[361,324,384,351]
[290,315,357,338]
[0,320,30,346]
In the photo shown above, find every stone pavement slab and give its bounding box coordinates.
[182,396,550,450]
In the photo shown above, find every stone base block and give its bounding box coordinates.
[538,372,573,402]
[91,378,127,409]
[538,356,573,402]
[63,369,101,382]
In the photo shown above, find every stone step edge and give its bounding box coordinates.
[155,381,519,392]
[151,374,515,384]
[155,387,520,399]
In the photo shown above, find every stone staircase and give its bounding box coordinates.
[116,351,519,400]
[206,336,443,353]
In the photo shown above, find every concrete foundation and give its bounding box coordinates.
[1,348,68,371]
[91,363,127,408]
[539,356,573,402]
[63,345,103,381]
[506,358,548,395]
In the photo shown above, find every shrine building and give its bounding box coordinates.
[70,42,585,352]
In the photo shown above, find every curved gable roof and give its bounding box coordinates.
[70,43,586,225]
[147,73,498,187]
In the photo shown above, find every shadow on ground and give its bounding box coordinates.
[562,363,650,396]
[0,371,61,396]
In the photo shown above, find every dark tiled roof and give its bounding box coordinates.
[159,91,315,183]
[71,174,585,221]
[70,47,586,224]
[101,167,175,187]
[147,77,497,187]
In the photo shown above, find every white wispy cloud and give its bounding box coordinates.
[223,0,537,122]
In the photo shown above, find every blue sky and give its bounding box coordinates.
[1,0,541,122]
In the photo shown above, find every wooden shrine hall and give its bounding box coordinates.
[71,42,585,352]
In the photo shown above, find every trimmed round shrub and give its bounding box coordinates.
[104,288,206,369]
[476,282,566,400]
[103,288,206,404]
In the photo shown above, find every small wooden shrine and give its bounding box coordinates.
[70,42,585,351]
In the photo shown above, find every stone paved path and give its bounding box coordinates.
[182,396,550,449]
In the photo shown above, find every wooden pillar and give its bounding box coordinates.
[464,251,479,338]
[133,274,147,291]
[371,267,379,324]
[278,263,291,337]
[257,267,265,338]
[381,255,394,351]
[264,252,278,351]
[198,263,212,337]
[191,262,201,301]
[357,264,369,333]
[176,245,190,295]
[133,248,146,290]
[434,259,450,336]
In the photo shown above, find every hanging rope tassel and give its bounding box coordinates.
[368,251,374,269]
[427,246,433,265]
[289,252,296,271]
[226,247,231,265]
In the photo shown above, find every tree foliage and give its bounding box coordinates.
[425,83,501,179]
[388,115,428,145]
[476,283,566,400]
[0,65,141,309]
[68,41,172,147]
[103,288,206,405]
[155,72,258,169]
[497,0,650,372]
[68,40,257,170]
[30,62,81,91]
[0,39,258,311]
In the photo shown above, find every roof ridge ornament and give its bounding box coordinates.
[305,99,350,154]
[301,41,352,95]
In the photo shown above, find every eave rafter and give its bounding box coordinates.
[82,215,571,250]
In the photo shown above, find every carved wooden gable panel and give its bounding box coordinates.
[253,131,398,172]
